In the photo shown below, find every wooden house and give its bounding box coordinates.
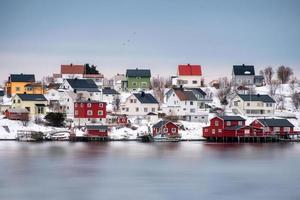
[152,120,179,138]
[85,125,109,137]
[5,108,29,121]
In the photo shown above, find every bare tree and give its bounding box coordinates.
[276,95,285,110]
[113,96,121,112]
[164,77,172,88]
[289,76,298,93]
[292,92,300,110]
[151,76,165,105]
[277,65,293,84]
[261,66,274,85]
[217,77,232,105]
[269,80,280,97]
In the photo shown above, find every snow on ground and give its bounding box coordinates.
[0,116,68,140]
[178,121,207,140]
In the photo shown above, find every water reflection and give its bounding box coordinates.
[0,141,299,200]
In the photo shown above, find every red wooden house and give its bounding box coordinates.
[85,125,109,137]
[5,108,29,121]
[74,100,107,123]
[152,120,179,138]
[250,118,295,136]
[203,116,249,138]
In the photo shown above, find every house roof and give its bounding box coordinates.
[10,74,35,82]
[102,87,120,95]
[189,88,207,96]
[0,90,4,97]
[233,65,255,76]
[178,64,202,76]
[6,108,29,113]
[237,94,275,103]
[153,120,176,128]
[126,69,151,77]
[86,125,108,130]
[219,115,246,121]
[61,65,85,74]
[224,125,244,130]
[173,88,198,101]
[133,93,159,104]
[256,118,294,127]
[17,94,47,101]
[66,79,100,92]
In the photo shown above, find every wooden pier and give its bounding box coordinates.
[206,132,300,143]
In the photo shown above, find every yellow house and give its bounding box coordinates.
[5,74,45,96]
[12,94,48,118]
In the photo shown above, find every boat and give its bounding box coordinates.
[17,130,44,142]
[153,134,181,142]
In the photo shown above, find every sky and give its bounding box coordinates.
[0,0,300,82]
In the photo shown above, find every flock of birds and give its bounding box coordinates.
[122,32,136,46]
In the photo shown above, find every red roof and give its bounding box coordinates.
[178,64,202,76]
[61,65,85,74]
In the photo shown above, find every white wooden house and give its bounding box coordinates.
[232,94,275,116]
[121,92,159,116]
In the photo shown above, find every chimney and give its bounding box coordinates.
[141,91,145,97]
[88,98,91,101]
[257,94,260,97]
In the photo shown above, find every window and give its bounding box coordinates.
[204,129,208,133]
[218,129,222,133]
[190,108,195,113]
[87,110,93,116]
[37,107,44,114]
[244,129,250,134]
[130,99,134,103]
[141,82,147,87]
[80,103,83,108]
[87,103,91,108]
[190,101,193,105]
[75,110,78,116]
[192,80,197,84]
[134,99,137,103]
[152,108,155,112]
[136,107,139,112]
[136,77,141,80]
[144,108,148,112]
[126,108,129,112]
[132,82,137,86]
[172,128,177,133]
[284,127,290,132]
[215,121,219,126]
[13,100,16,103]
[226,121,231,126]
[98,110,103,116]
[247,103,250,106]
[212,129,215,134]
[16,87,20,91]
[274,127,280,132]
[99,103,103,107]
[164,128,168,133]
[75,103,78,107]
[238,121,243,126]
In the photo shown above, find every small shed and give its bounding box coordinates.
[5,108,29,121]
[152,120,179,138]
[85,125,109,137]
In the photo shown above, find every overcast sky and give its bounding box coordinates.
[0,0,299,82]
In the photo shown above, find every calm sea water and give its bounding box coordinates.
[0,141,299,200]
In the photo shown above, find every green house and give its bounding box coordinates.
[123,68,151,91]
